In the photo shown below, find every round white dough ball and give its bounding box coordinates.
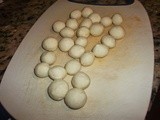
[48,80,69,101]
[34,63,49,78]
[109,26,125,39]
[59,38,74,52]
[101,16,112,27]
[72,72,90,89]
[80,18,92,28]
[40,52,56,65]
[77,27,90,38]
[88,13,101,23]
[101,35,116,48]
[82,7,93,18]
[70,9,82,20]
[52,21,65,33]
[66,19,78,30]
[49,66,67,80]
[90,23,104,36]
[75,37,88,47]
[42,37,58,51]
[112,13,123,25]
[65,88,87,109]
[65,59,81,75]
[80,52,95,66]
[69,45,85,59]
[92,44,109,58]
[60,27,75,38]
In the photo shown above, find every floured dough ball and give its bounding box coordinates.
[49,66,67,80]
[59,38,74,52]
[42,37,58,51]
[101,35,116,48]
[60,27,75,38]
[52,21,65,33]
[109,26,125,39]
[88,13,101,23]
[101,16,112,27]
[34,63,49,78]
[82,7,93,18]
[92,44,109,58]
[69,45,85,59]
[48,80,69,101]
[71,72,90,89]
[70,9,81,20]
[77,27,90,38]
[65,88,87,109]
[75,37,88,47]
[90,23,104,36]
[80,52,95,66]
[112,13,123,25]
[40,52,56,65]
[80,18,92,28]
[65,59,81,75]
[66,19,78,30]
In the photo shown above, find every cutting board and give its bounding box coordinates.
[0,0,154,120]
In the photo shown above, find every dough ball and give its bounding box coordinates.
[101,16,112,27]
[48,80,69,101]
[80,18,92,28]
[69,45,85,59]
[66,19,78,30]
[65,88,87,109]
[90,23,104,36]
[34,63,49,78]
[88,13,101,23]
[82,7,93,18]
[42,37,58,51]
[109,26,125,39]
[112,13,123,25]
[80,52,95,66]
[59,38,74,52]
[72,72,90,90]
[49,66,67,80]
[60,27,75,38]
[101,35,116,48]
[77,27,90,38]
[65,59,81,75]
[70,9,81,20]
[75,37,88,47]
[52,21,65,33]
[40,52,56,65]
[92,44,109,58]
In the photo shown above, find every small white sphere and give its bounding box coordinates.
[59,38,74,52]
[42,37,58,51]
[101,16,112,27]
[69,45,85,59]
[60,27,75,38]
[109,26,125,39]
[80,18,92,28]
[66,19,78,30]
[112,13,123,25]
[77,27,90,38]
[34,63,49,78]
[75,37,88,47]
[49,66,67,80]
[65,88,87,109]
[71,72,90,89]
[40,52,56,65]
[65,59,81,75]
[101,35,116,48]
[80,52,95,66]
[70,9,82,20]
[82,7,93,18]
[48,80,69,101]
[52,21,65,33]
[88,13,101,23]
[90,23,104,36]
[92,44,109,58]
